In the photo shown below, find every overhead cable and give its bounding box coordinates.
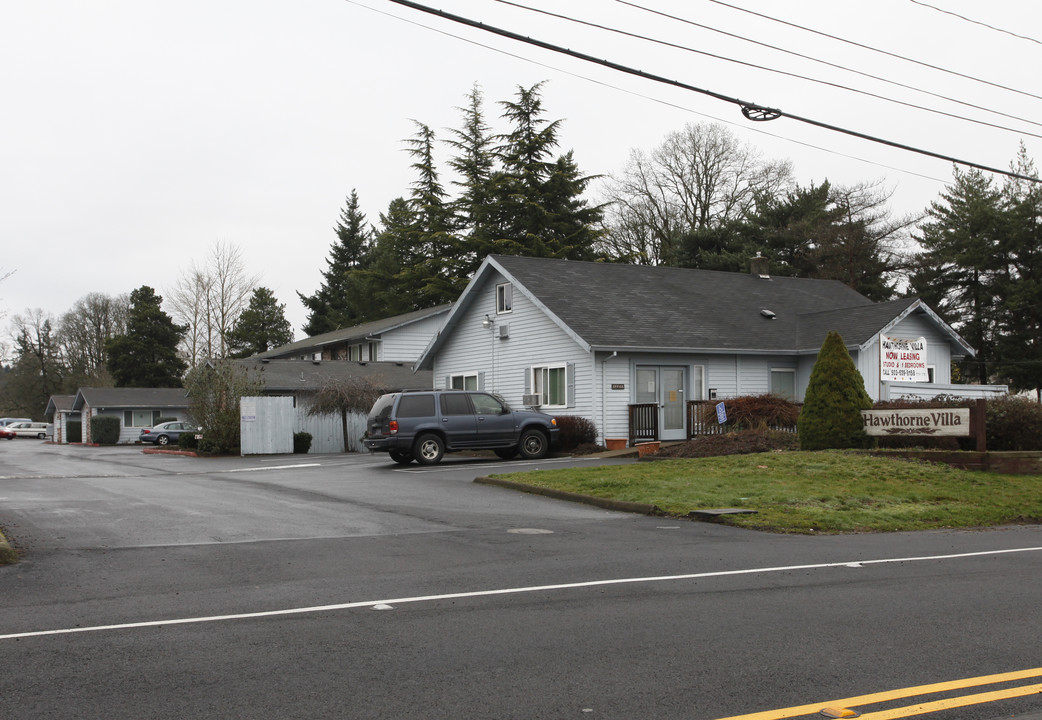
[381,0,1040,183]
[705,0,1042,103]
[344,0,950,183]
[609,0,1042,133]
[908,0,1042,46]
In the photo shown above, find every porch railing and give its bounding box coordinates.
[686,400,800,439]
[627,403,659,445]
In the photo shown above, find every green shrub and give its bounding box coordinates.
[67,420,82,444]
[91,415,121,445]
[986,395,1042,451]
[293,431,313,454]
[178,430,200,450]
[799,331,873,451]
[553,415,598,451]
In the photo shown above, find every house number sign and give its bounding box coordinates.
[611,384,625,390]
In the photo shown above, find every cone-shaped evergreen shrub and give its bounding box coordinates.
[799,330,873,450]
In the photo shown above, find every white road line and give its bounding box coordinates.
[222,463,322,473]
[3,545,1040,642]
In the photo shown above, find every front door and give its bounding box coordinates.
[635,366,687,441]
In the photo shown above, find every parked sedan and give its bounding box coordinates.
[0,427,15,440]
[138,421,199,446]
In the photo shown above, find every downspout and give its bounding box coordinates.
[600,351,617,444]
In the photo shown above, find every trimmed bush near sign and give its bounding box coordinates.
[799,331,873,450]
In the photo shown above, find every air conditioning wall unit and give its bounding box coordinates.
[498,323,510,339]
[522,393,541,408]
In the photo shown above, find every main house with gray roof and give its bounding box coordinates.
[417,255,1004,445]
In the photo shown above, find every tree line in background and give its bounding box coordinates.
[2,80,1041,419]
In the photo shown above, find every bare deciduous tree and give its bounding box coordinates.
[57,291,130,381]
[169,241,260,364]
[599,122,794,265]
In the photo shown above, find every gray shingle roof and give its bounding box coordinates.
[72,387,189,411]
[234,359,430,393]
[490,255,879,352]
[255,305,451,360]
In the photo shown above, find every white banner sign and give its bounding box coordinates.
[880,335,928,382]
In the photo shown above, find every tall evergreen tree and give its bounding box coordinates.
[446,84,497,277]
[909,167,1004,384]
[106,286,188,387]
[226,287,294,358]
[993,146,1042,395]
[395,121,464,307]
[487,82,603,259]
[299,190,374,336]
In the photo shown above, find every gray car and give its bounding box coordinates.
[138,421,198,446]
[363,390,559,465]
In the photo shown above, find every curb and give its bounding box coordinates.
[142,448,199,457]
[474,475,661,516]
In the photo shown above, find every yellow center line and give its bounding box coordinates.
[715,667,1042,720]
[856,682,1042,720]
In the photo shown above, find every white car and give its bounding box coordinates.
[6,421,50,439]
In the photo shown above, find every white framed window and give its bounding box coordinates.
[348,344,362,361]
[532,364,567,408]
[927,365,936,383]
[770,368,796,400]
[450,373,479,391]
[496,283,513,314]
[368,341,379,361]
[124,410,161,428]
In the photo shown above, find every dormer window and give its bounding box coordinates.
[496,283,513,314]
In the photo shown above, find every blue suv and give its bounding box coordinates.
[363,390,559,465]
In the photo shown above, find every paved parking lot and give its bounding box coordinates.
[3,440,1042,720]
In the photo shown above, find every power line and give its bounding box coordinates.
[705,0,1042,103]
[611,0,1042,133]
[492,0,1042,139]
[908,0,1042,46]
[344,0,951,184]
[380,0,1041,183]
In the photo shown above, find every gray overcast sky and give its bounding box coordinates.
[2,0,1039,343]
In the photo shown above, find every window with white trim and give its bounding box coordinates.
[450,373,479,391]
[532,364,567,408]
[770,368,796,401]
[496,283,513,314]
[124,410,161,428]
[348,344,362,361]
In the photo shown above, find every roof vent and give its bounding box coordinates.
[760,308,776,319]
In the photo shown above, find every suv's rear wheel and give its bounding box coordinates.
[517,429,548,459]
[389,449,413,465]
[413,434,445,465]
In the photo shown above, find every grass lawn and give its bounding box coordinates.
[490,451,1042,533]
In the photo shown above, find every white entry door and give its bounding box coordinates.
[635,366,687,441]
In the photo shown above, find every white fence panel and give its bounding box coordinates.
[240,396,295,455]
[293,409,369,453]
[240,396,370,454]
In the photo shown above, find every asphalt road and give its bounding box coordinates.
[1,440,1041,720]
